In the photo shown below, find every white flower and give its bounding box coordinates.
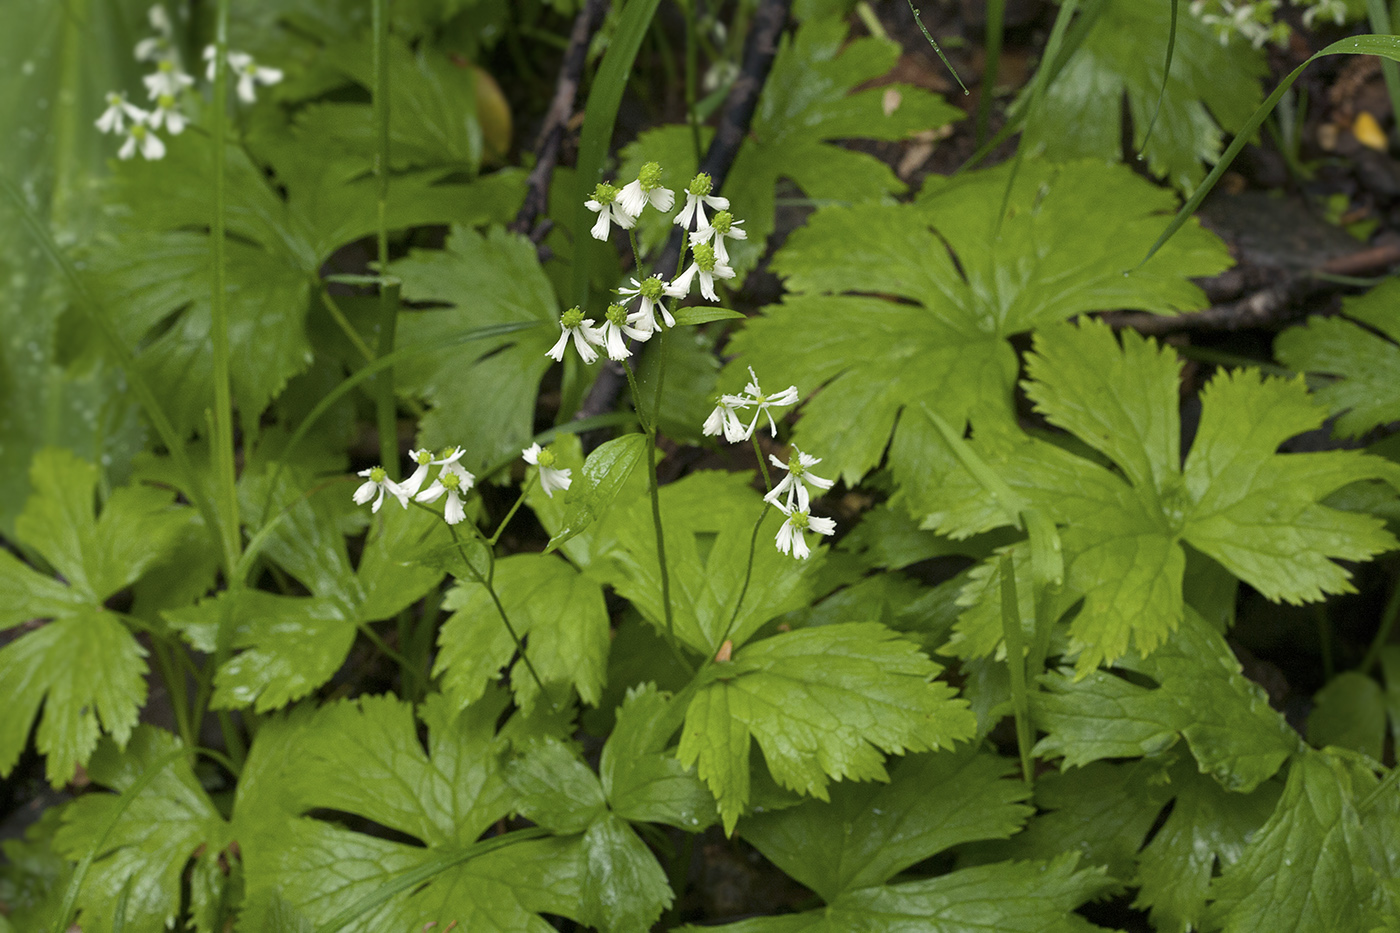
[702,397,749,443]
[135,4,175,61]
[617,161,676,217]
[353,465,408,513]
[1303,0,1345,27]
[598,304,633,361]
[763,447,835,511]
[722,366,800,440]
[523,443,572,497]
[585,181,638,241]
[416,462,475,526]
[95,92,145,134]
[143,60,194,99]
[674,172,729,230]
[618,276,676,340]
[118,119,166,161]
[774,503,836,560]
[694,210,747,265]
[669,238,734,303]
[400,446,464,498]
[148,94,187,134]
[547,307,604,364]
[204,46,282,103]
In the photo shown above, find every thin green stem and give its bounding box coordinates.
[999,554,1035,785]
[751,432,772,492]
[624,360,653,434]
[150,639,194,749]
[977,0,1004,145]
[209,0,240,581]
[372,0,400,478]
[445,523,549,699]
[319,285,376,364]
[215,710,246,771]
[1360,564,1400,674]
[905,0,969,94]
[489,474,538,546]
[724,502,771,644]
[628,228,644,274]
[357,620,428,693]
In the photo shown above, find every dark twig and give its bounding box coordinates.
[574,0,791,435]
[510,0,609,243]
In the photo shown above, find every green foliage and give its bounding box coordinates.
[728,158,1232,487]
[1275,277,1400,439]
[0,449,193,784]
[1021,0,1267,191]
[925,320,1400,673]
[620,14,962,281]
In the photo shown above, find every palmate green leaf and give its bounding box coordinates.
[598,471,822,656]
[728,158,1230,487]
[391,224,556,474]
[741,748,1032,902]
[677,622,976,833]
[0,449,193,784]
[924,320,1400,673]
[680,853,1114,933]
[1205,750,1397,933]
[600,684,717,830]
[619,13,962,282]
[1034,608,1299,792]
[1021,0,1266,192]
[1275,277,1400,439]
[238,691,583,932]
[52,727,232,933]
[435,552,609,714]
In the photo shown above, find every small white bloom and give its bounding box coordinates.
[693,210,747,265]
[723,366,800,440]
[617,161,676,217]
[598,303,633,361]
[702,397,749,443]
[143,60,194,99]
[399,446,464,498]
[547,307,604,364]
[353,465,408,513]
[95,92,146,134]
[585,181,638,241]
[118,119,166,161]
[204,46,281,102]
[522,443,572,497]
[416,462,475,526]
[148,93,187,134]
[675,172,729,231]
[135,5,175,61]
[764,447,835,511]
[774,503,836,560]
[669,238,734,303]
[618,276,676,341]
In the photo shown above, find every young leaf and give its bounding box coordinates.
[546,433,649,552]
[237,692,584,931]
[924,320,1400,674]
[1274,277,1400,439]
[51,727,232,933]
[0,450,193,783]
[1020,1,1265,191]
[435,552,610,713]
[727,158,1230,487]
[740,748,1032,903]
[676,622,976,833]
[619,14,963,280]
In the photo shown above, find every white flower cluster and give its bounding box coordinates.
[704,367,837,561]
[353,444,572,526]
[549,165,748,364]
[95,5,283,161]
[1189,0,1346,48]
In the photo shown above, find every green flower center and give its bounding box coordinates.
[638,161,664,190]
[157,93,177,109]
[711,210,734,235]
[436,447,457,461]
[639,277,665,301]
[413,450,433,465]
[131,124,148,139]
[787,455,806,477]
[692,242,718,272]
[440,471,463,492]
[687,173,713,197]
[605,303,628,326]
[106,92,123,106]
[536,447,557,469]
[591,182,619,205]
[158,59,175,73]
[789,510,811,531]
[368,466,388,483]
[561,307,585,329]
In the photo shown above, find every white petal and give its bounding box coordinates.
[808,515,837,536]
[775,521,795,556]
[571,328,600,364]
[698,270,718,302]
[353,480,378,504]
[256,65,283,85]
[237,72,257,103]
[416,482,445,504]
[791,530,811,560]
[675,196,697,228]
[547,329,570,361]
[590,211,611,241]
[704,194,730,210]
[604,324,630,361]
[522,443,541,464]
[670,265,698,298]
[702,406,726,437]
[443,490,467,525]
[649,187,675,211]
[118,135,138,159]
[616,180,647,217]
[400,463,431,497]
[140,131,166,160]
[541,466,572,496]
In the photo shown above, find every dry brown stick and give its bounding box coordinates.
[574,0,792,430]
[510,0,610,242]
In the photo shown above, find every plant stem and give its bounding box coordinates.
[722,434,776,642]
[318,285,376,364]
[372,0,400,478]
[150,638,194,749]
[1360,563,1400,674]
[977,0,1004,145]
[489,474,538,546]
[209,0,240,581]
[357,620,427,693]
[999,553,1035,785]
[446,524,549,699]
